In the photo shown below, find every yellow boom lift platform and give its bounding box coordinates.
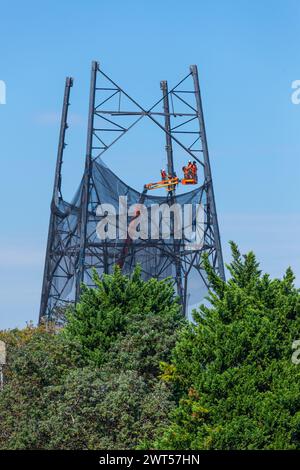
[145,176,197,192]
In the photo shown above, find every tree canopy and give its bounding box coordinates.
[0,267,184,449]
[1,247,300,450]
[154,242,300,450]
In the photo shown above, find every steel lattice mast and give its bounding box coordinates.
[190,65,224,279]
[39,61,224,323]
[160,79,184,303]
[39,77,73,320]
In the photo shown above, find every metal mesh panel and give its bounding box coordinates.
[44,158,207,318]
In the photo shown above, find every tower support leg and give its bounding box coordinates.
[190,65,225,280]
[39,77,73,322]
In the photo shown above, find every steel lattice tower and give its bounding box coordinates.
[39,61,225,322]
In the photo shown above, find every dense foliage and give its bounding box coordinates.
[0,267,184,449]
[154,243,300,450]
[1,246,300,450]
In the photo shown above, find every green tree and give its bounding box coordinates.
[0,325,82,449]
[0,267,184,449]
[155,242,300,450]
[64,265,183,371]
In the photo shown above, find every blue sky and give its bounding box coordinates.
[0,0,300,329]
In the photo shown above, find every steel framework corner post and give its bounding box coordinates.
[39,77,73,322]
[160,79,184,308]
[75,61,99,302]
[160,80,175,178]
[190,65,225,280]
[53,77,73,205]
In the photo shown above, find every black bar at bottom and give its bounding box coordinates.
[0,449,296,467]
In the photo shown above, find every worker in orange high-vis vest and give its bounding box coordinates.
[191,161,198,182]
[187,160,193,179]
[161,169,167,180]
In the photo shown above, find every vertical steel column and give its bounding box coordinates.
[190,65,225,280]
[39,77,73,321]
[160,80,184,310]
[53,77,73,205]
[160,80,175,177]
[76,61,98,301]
